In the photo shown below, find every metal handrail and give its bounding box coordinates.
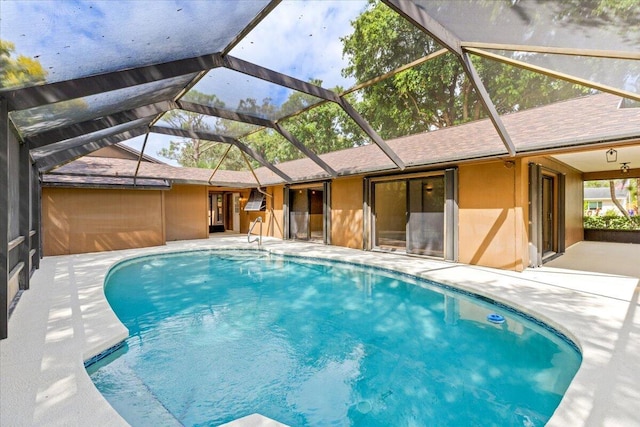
[248,216,263,246]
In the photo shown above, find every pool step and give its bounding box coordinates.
[219,413,289,427]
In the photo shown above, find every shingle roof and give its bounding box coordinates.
[584,187,630,200]
[46,93,640,188]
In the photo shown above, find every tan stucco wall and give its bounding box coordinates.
[458,161,526,271]
[42,187,165,256]
[239,189,262,235]
[266,185,285,239]
[331,177,363,249]
[164,185,208,241]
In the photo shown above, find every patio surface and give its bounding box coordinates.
[1,238,639,427]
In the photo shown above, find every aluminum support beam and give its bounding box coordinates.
[383,0,516,156]
[150,125,238,145]
[273,123,337,177]
[1,98,9,339]
[460,53,516,156]
[133,132,150,187]
[336,98,406,169]
[31,164,41,270]
[3,54,224,111]
[222,0,283,56]
[18,140,31,290]
[223,55,341,103]
[26,101,176,148]
[150,126,292,183]
[35,126,150,172]
[383,0,462,55]
[176,101,274,128]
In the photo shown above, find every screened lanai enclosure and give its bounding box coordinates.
[2,0,640,339]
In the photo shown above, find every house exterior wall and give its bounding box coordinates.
[266,185,285,239]
[239,189,263,235]
[42,187,165,256]
[330,177,364,249]
[458,161,526,271]
[164,185,208,241]
[39,155,583,271]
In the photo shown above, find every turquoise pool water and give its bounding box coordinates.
[87,250,581,426]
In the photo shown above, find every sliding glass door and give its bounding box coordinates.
[373,175,446,257]
[289,186,325,242]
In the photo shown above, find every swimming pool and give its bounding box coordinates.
[87,250,581,426]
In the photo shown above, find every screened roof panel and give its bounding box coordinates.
[278,99,373,157]
[230,0,366,90]
[186,68,324,120]
[10,74,196,138]
[345,52,491,140]
[240,128,306,164]
[483,50,640,97]
[0,0,269,90]
[156,110,264,139]
[412,0,640,52]
[1,0,636,182]
[472,54,594,115]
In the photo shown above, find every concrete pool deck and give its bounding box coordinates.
[1,238,639,427]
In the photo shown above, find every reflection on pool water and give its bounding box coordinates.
[87,250,581,426]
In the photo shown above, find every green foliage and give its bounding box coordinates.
[339,1,590,139]
[584,215,640,230]
[0,40,48,89]
[158,91,262,170]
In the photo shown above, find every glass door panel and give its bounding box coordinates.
[407,177,445,257]
[309,188,324,242]
[374,181,407,250]
[290,189,309,240]
[542,176,554,254]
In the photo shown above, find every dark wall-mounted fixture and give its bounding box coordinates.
[620,162,630,174]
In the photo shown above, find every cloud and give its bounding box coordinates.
[229,0,366,90]
[2,0,268,84]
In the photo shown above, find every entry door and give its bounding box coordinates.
[542,176,554,254]
[208,193,224,233]
[232,193,240,232]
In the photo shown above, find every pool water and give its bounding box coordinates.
[88,250,581,426]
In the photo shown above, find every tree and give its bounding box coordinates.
[157,91,255,170]
[340,1,591,139]
[609,180,632,219]
[0,39,47,89]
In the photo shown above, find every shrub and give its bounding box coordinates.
[584,215,640,230]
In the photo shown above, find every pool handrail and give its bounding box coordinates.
[248,217,263,246]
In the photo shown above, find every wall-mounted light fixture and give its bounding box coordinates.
[620,162,630,174]
[606,148,618,163]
